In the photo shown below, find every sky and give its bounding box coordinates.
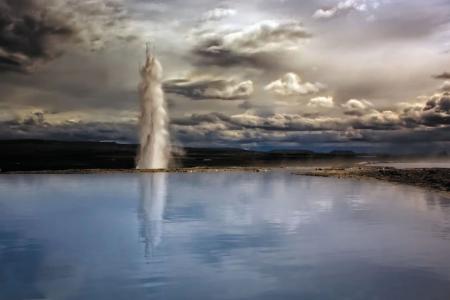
[0,0,449,153]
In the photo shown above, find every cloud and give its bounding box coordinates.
[308,96,334,108]
[341,99,374,116]
[170,103,449,151]
[440,81,450,92]
[264,73,325,96]
[172,113,345,139]
[0,0,134,73]
[350,109,401,130]
[190,20,311,68]
[0,0,74,72]
[424,93,450,114]
[173,94,450,135]
[164,77,254,100]
[400,93,450,127]
[313,0,366,19]
[1,0,449,153]
[173,112,339,133]
[201,8,236,22]
[0,109,136,141]
[433,72,450,80]
[313,0,381,20]
[3,94,449,152]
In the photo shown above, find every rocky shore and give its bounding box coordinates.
[296,167,450,193]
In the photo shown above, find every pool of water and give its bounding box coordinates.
[1,172,450,300]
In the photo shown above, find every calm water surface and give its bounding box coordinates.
[1,172,450,300]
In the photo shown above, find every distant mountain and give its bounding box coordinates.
[269,149,315,155]
[328,150,357,156]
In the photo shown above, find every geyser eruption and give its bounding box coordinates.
[136,46,171,169]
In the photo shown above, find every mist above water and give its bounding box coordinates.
[136,47,170,169]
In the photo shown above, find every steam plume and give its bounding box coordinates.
[136,46,171,169]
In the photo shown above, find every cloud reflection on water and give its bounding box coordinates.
[1,173,450,299]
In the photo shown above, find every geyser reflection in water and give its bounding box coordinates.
[136,46,171,169]
[138,173,168,257]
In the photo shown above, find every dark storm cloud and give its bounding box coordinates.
[397,93,450,128]
[433,72,450,80]
[0,0,75,72]
[424,93,450,113]
[172,112,343,132]
[172,116,450,152]
[190,21,312,69]
[173,112,337,132]
[0,0,131,73]
[2,95,449,152]
[0,111,136,142]
[191,43,277,69]
[164,77,253,100]
[1,0,449,153]
[172,94,450,138]
[4,111,447,152]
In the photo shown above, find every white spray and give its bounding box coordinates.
[136,46,171,169]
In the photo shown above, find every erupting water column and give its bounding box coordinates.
[136,46,171,169]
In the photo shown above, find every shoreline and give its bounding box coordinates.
[295,167,449,194]
[1,166,275,174]
[2,166,448,195]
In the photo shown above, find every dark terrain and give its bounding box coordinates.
[1,140,448,193]
[0,140,377,172]
[297,167,450,193]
